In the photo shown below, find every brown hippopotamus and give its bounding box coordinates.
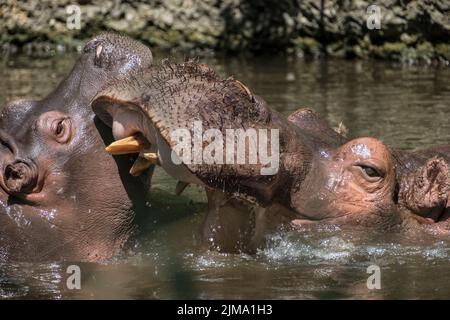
[90,59,450,252]
[92,61,445,252]
[285,108,450,229]
[0,33,154,262]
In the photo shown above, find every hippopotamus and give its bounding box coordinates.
[88,58,450,253]
[91,61,443,252]
[0,33,154,262]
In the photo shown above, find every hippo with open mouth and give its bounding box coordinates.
[88,60,450,252]
[90,58,450,252]
[0,33,154,262]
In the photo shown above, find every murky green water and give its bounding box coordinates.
[0,52,450,299]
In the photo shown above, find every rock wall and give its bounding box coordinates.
[0,0,449,63]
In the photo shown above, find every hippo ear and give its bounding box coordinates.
[287,108,327,130]
[399,157,450,221]
[288,107,347,139]
[287,108,347,147]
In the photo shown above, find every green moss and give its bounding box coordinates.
[415,41,434,62]
[186,31,207,44]
[399,33,418,46]
[141,27,172,49]
[165,30,182,44]
[327,42,345,58]
[292,37,321,56]
[382,42,407,54]
[370,42,406,60]
[435,43,450,61]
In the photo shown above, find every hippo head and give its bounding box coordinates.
[290,137,398,228]
[0,33,153,262]
[89,62,402,231]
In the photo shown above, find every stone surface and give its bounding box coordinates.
[0,0,448,64]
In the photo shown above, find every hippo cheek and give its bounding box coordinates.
[0,162,68,262]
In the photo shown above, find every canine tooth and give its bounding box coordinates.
[129,156,153,176]
[235,80,253,100]
[175,181,189,196]
[96,45,103,59]
[105,135,150,155]
[142,152,160,165]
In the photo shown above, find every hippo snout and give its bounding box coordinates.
[3,160,38,194]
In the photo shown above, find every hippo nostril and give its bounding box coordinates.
[4,160,38,194]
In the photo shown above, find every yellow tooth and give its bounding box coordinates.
[175,181,189,196]
[105,135,150,155]
[129,156,153,176]
[142,152,160,165]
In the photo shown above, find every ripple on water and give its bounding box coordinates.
[258,229,450,268]
[260,233,356,265]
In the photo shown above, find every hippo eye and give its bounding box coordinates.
[358,164,382,179]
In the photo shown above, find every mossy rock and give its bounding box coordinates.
[292,36,321,57]
[415,41,434,62]
[371,42,407,60]
[140,27,173,49]
[435,43,450,62]
[186,31,214,46]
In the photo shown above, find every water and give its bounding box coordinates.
[1,52,450,299]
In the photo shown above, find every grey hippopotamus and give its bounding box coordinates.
[0,33,154,262]
[89,61,450,252]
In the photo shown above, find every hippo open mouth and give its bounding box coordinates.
[93,99,204,190]
[93,102,157,176]
[90,57,450,254]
